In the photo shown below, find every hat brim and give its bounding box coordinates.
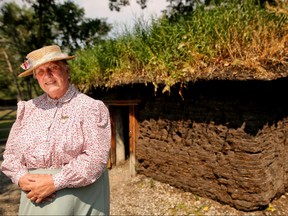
[18,55,76,78]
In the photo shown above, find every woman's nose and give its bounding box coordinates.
[44,69,53,77]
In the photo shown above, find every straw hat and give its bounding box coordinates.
[19,45,75,77]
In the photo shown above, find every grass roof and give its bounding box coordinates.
[70,0,288,93]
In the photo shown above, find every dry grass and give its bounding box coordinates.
[71,0,288,92]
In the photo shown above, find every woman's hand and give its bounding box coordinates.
[19,174,35,192]
[29,193,56,203]
[19,174,56,203]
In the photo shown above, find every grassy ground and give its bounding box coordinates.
[0,109,16,144]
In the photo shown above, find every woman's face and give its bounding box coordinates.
[34,61,70,99]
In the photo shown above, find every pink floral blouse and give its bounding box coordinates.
[1,85,111,191]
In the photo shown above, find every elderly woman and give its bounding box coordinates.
[1,45,111,215]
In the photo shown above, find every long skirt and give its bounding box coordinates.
[18,169,110,216]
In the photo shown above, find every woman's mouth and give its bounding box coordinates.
[45,81,56,85]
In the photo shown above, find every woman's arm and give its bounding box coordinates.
[1,102,29,185]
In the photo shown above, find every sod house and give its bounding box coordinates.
[87,63,288,211]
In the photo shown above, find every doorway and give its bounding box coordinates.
[106,100,139,176]
[111,106,130,165]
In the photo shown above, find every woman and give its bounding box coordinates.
[1,45,111,215]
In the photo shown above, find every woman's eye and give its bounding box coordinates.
[36,70,45,76]
[51,65,59,71]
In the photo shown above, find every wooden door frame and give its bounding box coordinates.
[105,100,140,176]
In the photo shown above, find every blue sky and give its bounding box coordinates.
[2,0,168,35]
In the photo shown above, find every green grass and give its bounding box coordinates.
[0,109,16,143]
[70,0,288,92]
[0,109,16,119]
[0,120,14,142]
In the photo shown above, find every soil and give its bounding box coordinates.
[1,144,288,215]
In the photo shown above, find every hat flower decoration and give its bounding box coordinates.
[21,59,32,71]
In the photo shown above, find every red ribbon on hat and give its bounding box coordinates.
[21,59,31,70]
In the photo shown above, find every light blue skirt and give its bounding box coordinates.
[18,169,110,216]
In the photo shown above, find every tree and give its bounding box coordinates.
[55,1,111,51]
[25,0,112,52]
[0,3,36,100]
[108,0,278,17]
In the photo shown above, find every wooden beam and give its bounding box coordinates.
[104,100,141,106]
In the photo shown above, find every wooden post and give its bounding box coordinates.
[109,106,116,168]
[129,105,138,177]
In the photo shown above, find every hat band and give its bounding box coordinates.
[21,51,69,71]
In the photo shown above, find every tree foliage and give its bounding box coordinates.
[108,0,278,18]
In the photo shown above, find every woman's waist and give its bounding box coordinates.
[28,168,62,175]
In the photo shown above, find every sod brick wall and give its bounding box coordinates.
[93,78,288,211]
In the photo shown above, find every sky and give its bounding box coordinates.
[1,0,169,36]
[75,0,169,36]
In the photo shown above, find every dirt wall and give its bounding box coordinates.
[93,78,288,211]
[137,119,288,211]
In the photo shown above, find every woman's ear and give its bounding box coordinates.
[67,66,71,80]
[65,64,70,76]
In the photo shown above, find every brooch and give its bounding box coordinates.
[60,115,69,123]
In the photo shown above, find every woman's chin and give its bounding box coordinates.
[46,87,61,99]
